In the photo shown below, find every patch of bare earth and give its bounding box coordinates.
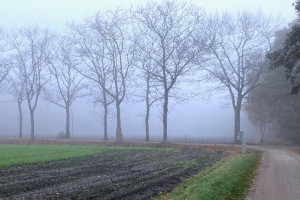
[0,139,233,199]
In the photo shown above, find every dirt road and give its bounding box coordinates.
[247,146,300,200]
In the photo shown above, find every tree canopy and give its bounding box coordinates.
[267,0,300,94]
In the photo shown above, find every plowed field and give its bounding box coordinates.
[0,148,223,199]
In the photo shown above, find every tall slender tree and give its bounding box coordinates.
[9,26,52,141]
[201,11,279,143]
[96,9,135,143]
[70,9,134,142]
[133,0,206,142]
[68,21,114,140]
[45,36,85,139]
[133,54,161,141]
[6,65,26,138]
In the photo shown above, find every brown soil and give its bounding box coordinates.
[0,138,236,152]
[0,139,229,200]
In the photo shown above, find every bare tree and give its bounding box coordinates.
[94,9,135,143]
[45,36,85,139]
[201,11,279,143]
[68,15,114,141]
[0,28,11,87]
[7,65,26,138]
[69,9,134,142]
[133,1,206,142]
[9,26,53,141]
[133,55,161,141]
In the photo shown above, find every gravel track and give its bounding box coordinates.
[247,146,300,200]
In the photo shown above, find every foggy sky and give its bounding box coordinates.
[0,0,296,30]
[0,0,297,142]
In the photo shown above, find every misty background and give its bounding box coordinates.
[0,0,297,142]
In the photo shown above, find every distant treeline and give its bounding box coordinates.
[0,0,298,144]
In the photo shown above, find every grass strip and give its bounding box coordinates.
[153,151,261,200]
[0,144,177,167]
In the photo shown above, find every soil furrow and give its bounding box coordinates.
[0,149,223,199]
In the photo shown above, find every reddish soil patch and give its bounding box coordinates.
[294,149,300,155]
[0,138,236,153]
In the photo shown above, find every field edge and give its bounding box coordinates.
[153,150,262,200]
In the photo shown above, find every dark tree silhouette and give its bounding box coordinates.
[267,0,300,94]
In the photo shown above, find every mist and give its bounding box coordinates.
[1,1,300,200]
[0,0,296,144]
[0,88,257,142]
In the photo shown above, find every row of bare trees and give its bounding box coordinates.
[0,1,280,143]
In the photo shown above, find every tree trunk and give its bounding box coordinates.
[30,110,35,141]
[66,105,70,139]
[265,113,269,142]
[116,101,122,143]
[163,91,168,143]
[234,105,241,143]
[145,76,150,141]
[101,90,109,140]
[104,103,108,140]
[18,101,23,138]
[145,104,150,142]
[260,121,264,143]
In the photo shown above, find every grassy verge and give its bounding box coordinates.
[153,151,261,200]
[0,144,176,167]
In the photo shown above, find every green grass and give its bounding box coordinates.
[0,144,176,167]
[154,151,261,200]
